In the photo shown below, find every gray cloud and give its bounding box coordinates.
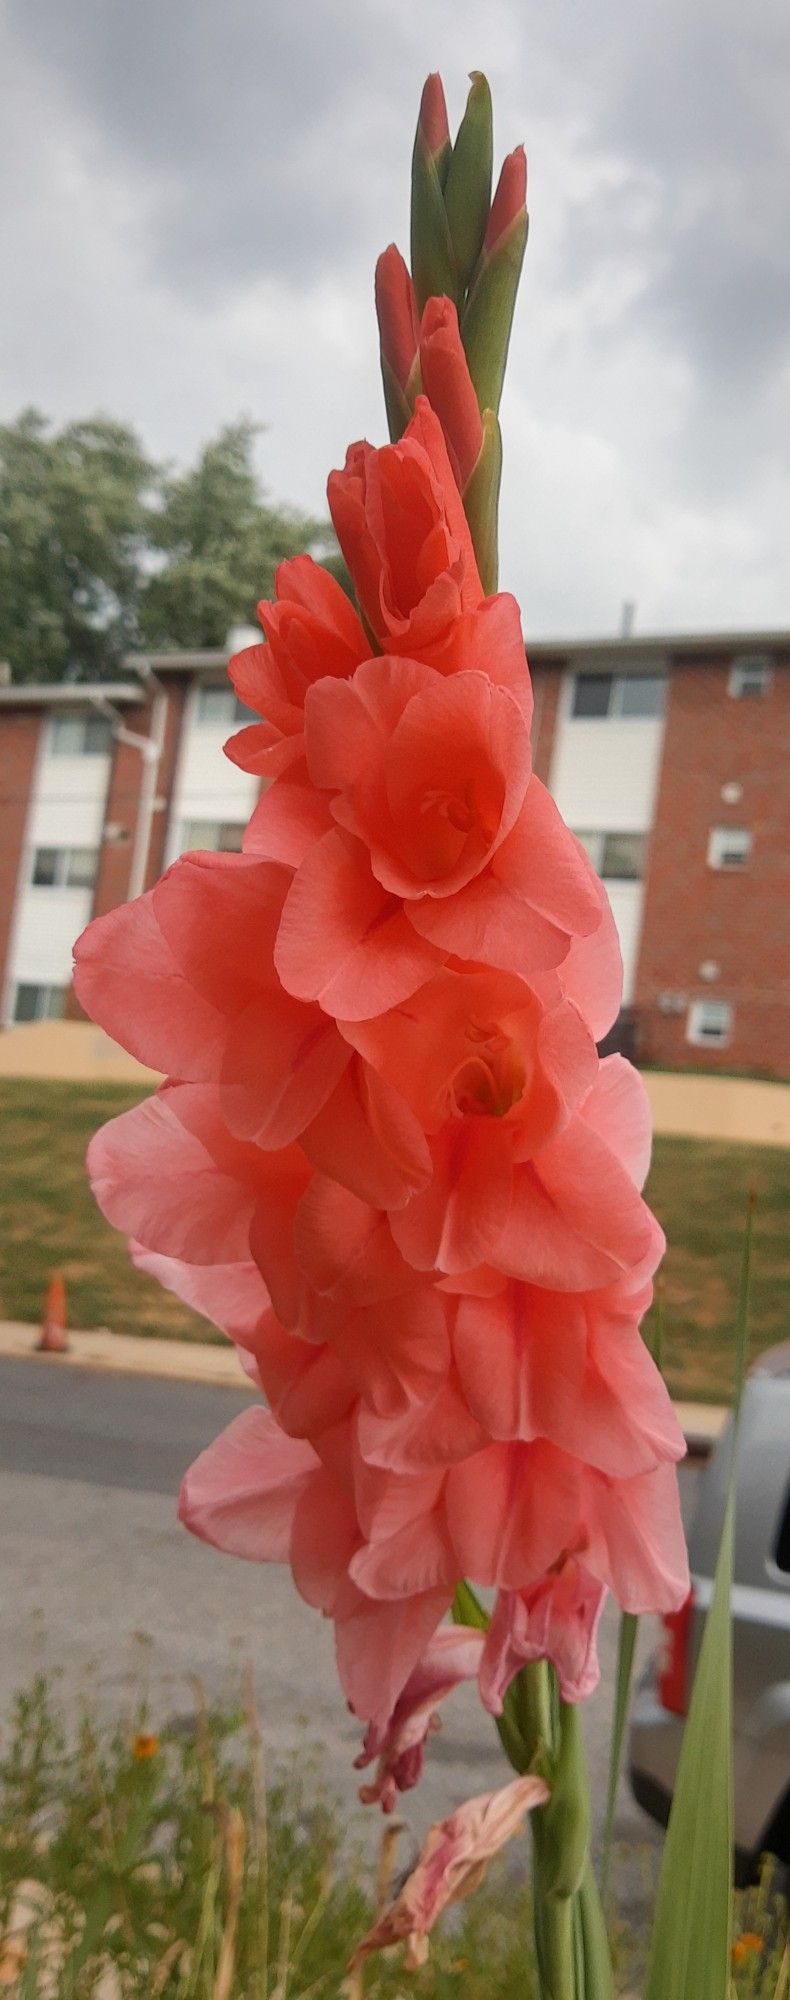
[1,0,789,634]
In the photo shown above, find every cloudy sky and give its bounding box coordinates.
[2,0,788,638]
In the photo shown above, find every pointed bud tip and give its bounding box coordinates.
[484,145,528,255]
[418,72,450,157]
[375,245,419,389]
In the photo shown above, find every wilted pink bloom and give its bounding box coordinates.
[349,1773,549,1970]
[480,1561,607,1707]
[355,1623,485,1809]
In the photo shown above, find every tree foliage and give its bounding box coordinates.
[0,409,335,682]
[0,409,155,683]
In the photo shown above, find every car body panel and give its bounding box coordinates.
[630,1344,790,1865]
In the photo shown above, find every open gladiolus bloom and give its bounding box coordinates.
[74,67,692,1989]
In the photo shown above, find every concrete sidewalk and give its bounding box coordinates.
[0,1318,729,1456]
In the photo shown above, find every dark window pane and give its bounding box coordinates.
[43,986,66,1019]
[218,823,245,851]
[571,674,613,718]
[601,833,645,880]
[13,983,41,1022]
[618,674,666,717]
[196,686,238,724]
[83,715,112,754]
[49,715,83,755]
[32,847,59,885]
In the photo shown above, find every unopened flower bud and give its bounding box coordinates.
[375,245,421,440]
[461,145,529,417]
[411,73,456,312]
[443,72,493,297]
[418,296,483,490]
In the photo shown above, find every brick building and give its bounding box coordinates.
[1,629,788,1076]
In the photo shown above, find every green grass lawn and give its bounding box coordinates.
[1,1079,787,1400]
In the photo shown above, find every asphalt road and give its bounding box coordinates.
[0,1353,701,1868]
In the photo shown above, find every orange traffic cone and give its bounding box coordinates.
[37,1272,69,1353]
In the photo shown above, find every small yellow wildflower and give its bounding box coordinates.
[132,1731,160,1761]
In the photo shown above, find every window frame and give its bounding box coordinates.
[707,826,752,871]
[12,982,68,1023]
[728,656,772,700]
[30,845,98,889]
[180,819,246,853]
[194,685,250,727]
[686,998,732,1049]
[569,670,666,721]
[48,713,113,757]
[572,829,646,881]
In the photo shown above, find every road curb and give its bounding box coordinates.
[0,1320,729,1454]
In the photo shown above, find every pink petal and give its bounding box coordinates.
[558,885,623,1040]
[580,1055,654,1189]
[334,1580,453,1726]
[349,1511,457,1599]
[329,1287,450,1416]
[294,1175,422,1306]
[275,829,444,1018]
[586,1462,690,1613]
[301,1056,431,1209]
[73,890,224,1079]
[129,1244,268,1346]
[219,992,351,1148]
[480,1566,607,1708]
[88,1085,263,1265]
[290,1471,360,1610]
[244,766,333,865]
[178,1406,317,1561]
[390,1122,514,1274]
[357,1371,487,1472]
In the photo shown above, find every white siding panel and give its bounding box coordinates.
[11,887,94,985]
[604,883,643,1005]
[166,687,260,863]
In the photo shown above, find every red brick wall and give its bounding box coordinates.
[529,659,565,786]
[147,677,189,885]
[0,710,41,1005]
[635,656,790,1076]
[68,676,189,1018]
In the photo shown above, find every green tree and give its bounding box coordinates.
[0,409,344,682]
[0,409,156,683]
[138,418,334,649]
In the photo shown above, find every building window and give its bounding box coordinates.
[617,673,666,718]
[573,830,646,880]
[707,826,751,871]
[194,685,250,726]
[686,999,732,1048]
[570,672,666,720]
[181,819,245,852]
[728,656,772,699]
[49,713,112,756]
[31,846,98,888]
[12,983,67,1023]
[571,674,613,719]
